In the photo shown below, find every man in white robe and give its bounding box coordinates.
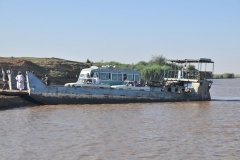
[16,71,25,91]
[95,75,100,84]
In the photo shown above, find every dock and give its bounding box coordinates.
[1,71,43,106]
[1,71,29,96]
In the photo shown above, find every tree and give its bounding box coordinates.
[136,61,148,65]
[149,55,166,66]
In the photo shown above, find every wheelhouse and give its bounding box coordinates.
[164,58,214,81]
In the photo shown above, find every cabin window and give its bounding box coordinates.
[100,73,108,80]
[79,74,85,78]
[126,74,134,81]
[79,71,90,78]
[109,73,111,79]
[135,75,139,81]
[112,73,122,81]
[118,74,123,81]
[91,72,99,77]
[112,74,118,80]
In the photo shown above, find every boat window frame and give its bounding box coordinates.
[126,74,134,81]
[79,71,90,79]
[118,74,123,81]
[100,72,109,80]
[112,73,118,80]
[112,73,124,81]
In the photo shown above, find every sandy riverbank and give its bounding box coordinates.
[0,95,36,110]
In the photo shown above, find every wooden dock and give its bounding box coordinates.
[0,90,29,96]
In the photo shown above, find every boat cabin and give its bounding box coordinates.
[68,65,141,86]
[164,58,214,81]
[160,58,214,93]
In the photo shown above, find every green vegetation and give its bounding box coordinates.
[98,55,239,80]
[213,73,235,79]
[95,55,196,81]
[94,55,167,81]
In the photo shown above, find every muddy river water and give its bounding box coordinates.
[0,79,240,159]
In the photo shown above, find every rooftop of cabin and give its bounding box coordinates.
[83,65,139,72]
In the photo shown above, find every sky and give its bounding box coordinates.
[0,0,239,74]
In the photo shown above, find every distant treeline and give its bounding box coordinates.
[213,73,239,79]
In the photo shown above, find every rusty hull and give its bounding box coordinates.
[26,72,211,105]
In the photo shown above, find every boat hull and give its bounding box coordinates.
[26,72,211,105]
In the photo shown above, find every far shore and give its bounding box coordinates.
[213,77,240,79]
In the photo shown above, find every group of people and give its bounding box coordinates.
[1,67,25,91]
[1,67,51,91]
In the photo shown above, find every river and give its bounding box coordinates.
[0,79,239,160]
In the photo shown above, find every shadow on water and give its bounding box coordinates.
[0,95,42,111]
[19,94,44,105]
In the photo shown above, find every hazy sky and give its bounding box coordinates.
[0,0,239,74]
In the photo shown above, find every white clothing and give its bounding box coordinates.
[16,74,25,91]
[95,77,100,84]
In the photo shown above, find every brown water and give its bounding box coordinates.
[0,79,240,160]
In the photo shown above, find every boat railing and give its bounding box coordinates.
[165,70,213,80]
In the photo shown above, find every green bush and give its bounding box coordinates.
[140,65,170,81]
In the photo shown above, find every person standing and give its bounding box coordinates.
[95,75,100,84]
[16,71,25,91]
[85,73,92,83]
[2,67,9,90]
[86,73,90,78]
[42,74,50,85]
[183,64,189,78]
[136,80,142,87]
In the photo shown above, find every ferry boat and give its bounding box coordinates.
[25,58,214,105]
